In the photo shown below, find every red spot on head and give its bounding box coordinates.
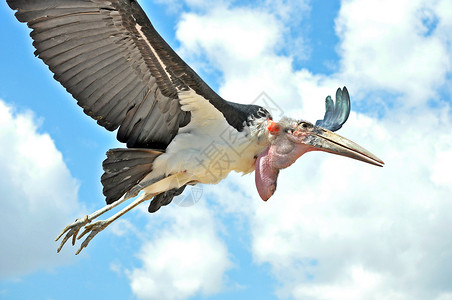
[267,119,280,134]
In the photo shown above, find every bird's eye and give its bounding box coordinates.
[298,122,313,130]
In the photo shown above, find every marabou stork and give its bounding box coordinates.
[7,0,384,255]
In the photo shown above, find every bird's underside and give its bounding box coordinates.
[7,0,384,254]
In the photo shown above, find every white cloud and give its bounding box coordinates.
[127,203,232,300]
[109,219,136,237]
[249,110,452,300]
[262,0,310,22]
[153,0,231,14]
[176,6,283,72]
[7,0,452,298]
[173,0,452,299]
[336,0,452,105]
[0,100,83,278]
[206,108,452,300]
[176,4,328,117]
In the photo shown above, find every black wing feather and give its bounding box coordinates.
[8,0,272,147]
[7,0,204,149]
[148,186,187,213]
[315,87,350,132]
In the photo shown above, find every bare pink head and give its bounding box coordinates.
[255,118,384,201]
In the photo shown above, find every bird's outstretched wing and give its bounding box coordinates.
[7,0,246,149]
[315,87,350,132]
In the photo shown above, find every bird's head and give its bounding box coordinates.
[255,87,384,201]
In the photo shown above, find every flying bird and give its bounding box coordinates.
[7,0,384,254]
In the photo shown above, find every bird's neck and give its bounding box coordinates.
[247,116,273,143]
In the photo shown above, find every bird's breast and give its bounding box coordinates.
[153,120,269,185]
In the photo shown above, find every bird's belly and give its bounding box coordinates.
[152,129,268,185]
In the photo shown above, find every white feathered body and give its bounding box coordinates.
[143,89,270,188]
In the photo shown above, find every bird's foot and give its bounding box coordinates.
[55,215,91,253]
[75,220,109,255]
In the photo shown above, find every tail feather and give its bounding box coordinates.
[148,185,187,213]
[101,148,163,204]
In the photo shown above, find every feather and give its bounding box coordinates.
[148,186,187,213]
[101,148,163,204]
[315,87,350,132]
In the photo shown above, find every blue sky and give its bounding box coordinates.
[1,1,452,300]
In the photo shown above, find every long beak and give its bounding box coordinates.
[307,128,384,167]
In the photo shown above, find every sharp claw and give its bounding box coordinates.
[77,228,90,240]
[57,231,72,253]
[74,221,106,255]
[55,223,72,242]
[55,230,65,242]
[56,216,108,254]
[55,216,90,253]
[75,240,86,255]
[57,233,70,253]
[76,232,94,255]
[72,228,80,246]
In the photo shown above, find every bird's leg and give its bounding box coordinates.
[55,194,131,253]
[73,172,192,255]
[74,192,155,254]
